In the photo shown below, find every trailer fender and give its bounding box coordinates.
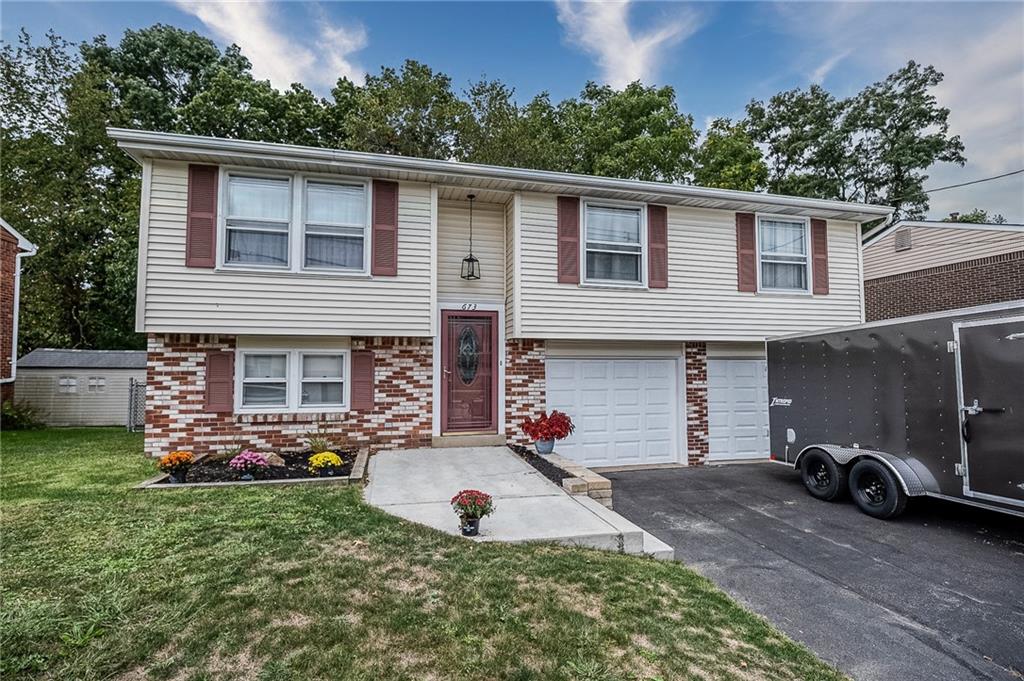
[794,444,928,497]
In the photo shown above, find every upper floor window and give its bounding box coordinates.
[584,203,643,284]
[222,172,369,273]
[226,175,291,267]
[304,181,367,271]
[758,216,810,292]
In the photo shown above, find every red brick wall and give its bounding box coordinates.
[1,230,18,389]
[684,342,709,465]
[504,339,546,444]
[865,251,1024,321]
[145,334,433,457]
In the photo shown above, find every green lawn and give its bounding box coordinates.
[1,428,845,681]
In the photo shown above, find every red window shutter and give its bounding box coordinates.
[735,212,757,293]
[371,180,399,276]
[556,196,580,284]
[811,218,829,294]
[350,350,375,410]
[204,351,234,413]
[647,204,668,289]
[186,164,218,268]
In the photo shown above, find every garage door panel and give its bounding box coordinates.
[707,359,769,462]
[546,358,680,468]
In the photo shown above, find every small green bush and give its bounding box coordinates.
[1,400,44,430]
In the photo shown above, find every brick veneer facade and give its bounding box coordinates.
[1,229,20,402]
[145,334,433,457]
[684,342,709,465]
[865,250,1024,321]
[504,339,546,444]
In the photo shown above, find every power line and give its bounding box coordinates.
[922,168,1024,195]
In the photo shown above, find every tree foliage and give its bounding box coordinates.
[942,209,1007,224]
[0,25,971,353]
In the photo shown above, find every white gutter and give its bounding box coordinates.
[1,220,37,386]
[107,127,894,222]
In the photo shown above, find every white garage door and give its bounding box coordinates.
[545,359,680,468]
[708,359,769,462]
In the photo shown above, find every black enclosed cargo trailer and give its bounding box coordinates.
[767,301,1024,519]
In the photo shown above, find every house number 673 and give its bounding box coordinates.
[460,303,478,311]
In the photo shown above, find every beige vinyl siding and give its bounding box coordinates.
[143,160,433,335]
[517,193,863,341]
[15,368,144,426]
[436,200,505,303]
[706,342,767,359]
[504,199,516,336]
[864,226,1024,279]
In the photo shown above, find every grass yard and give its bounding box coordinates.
[2,428,845,681]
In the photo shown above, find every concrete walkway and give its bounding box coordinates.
[365,446,672,559]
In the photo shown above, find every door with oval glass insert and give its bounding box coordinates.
[441,310,498,433]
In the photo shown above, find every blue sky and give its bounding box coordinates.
[4,1,1023,221]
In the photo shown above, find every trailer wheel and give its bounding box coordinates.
[800,450,847,501]
[848,459,908,519]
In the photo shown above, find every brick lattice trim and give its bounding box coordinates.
[684,342,709,465]
[505,339,546,444]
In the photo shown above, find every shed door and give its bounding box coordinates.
[545,359,679,468]
[957,316,1024,506]
[708,359,770,462]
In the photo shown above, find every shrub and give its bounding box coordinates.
[303,422,335,453]
[521,410,575,442]
[229,450,269,474]
[1,400,43,430]
[158,450,194,475]
[308,451,343,474]
[451,489,495,520]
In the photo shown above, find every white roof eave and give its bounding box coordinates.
[108,127,895,223]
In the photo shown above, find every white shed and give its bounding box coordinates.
[15,349,146,426]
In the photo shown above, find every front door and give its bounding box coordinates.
[956,315,1024,507]
[441,310,498,433]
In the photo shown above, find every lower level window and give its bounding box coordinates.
[239,350,347,410]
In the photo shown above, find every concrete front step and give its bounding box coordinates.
[431,434,507,448]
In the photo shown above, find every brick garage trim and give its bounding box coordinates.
[504,339,546,444]
[684,342,709,465]
[865,250,1024,321]
[145,334,433,457]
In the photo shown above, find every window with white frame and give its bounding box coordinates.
[584,203,643,283]
[239,350,347,411]
[758,216,810,291]
[87,376,106,393]
[225,175,291,267]
[58,376,77,393]
[303,181,367,271]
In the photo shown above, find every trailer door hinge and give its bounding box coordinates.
[954,463,965,477]
[947,340,958,353]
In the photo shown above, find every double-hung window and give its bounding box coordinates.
[584,203,643,284]
[58,376,77,394]
[758,216,810,292]
[303,181,368,271]
[239,350,347,411]
[87,377,106,393]
[225,175,291,267]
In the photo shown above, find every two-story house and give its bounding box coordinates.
[110,128,892,467]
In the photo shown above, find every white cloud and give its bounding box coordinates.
[555,0,701,88]
[767,2,1024,221]
[173,1,367,91]
[809,51,849,85]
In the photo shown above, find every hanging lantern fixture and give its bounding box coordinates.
[460,193,481,280]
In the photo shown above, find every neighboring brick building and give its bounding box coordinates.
[863,221,1024,321]
[0,218,37,403]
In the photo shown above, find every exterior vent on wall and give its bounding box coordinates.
[894,229,912,252]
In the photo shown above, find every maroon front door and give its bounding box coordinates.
[441,310,498,433]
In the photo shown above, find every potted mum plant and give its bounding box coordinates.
[521,410,575,455]
[159,450,194,484]
[450,489,494,537]
[308,451,343,477]
[229,450,270,481]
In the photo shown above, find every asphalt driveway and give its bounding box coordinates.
[605,463,1024,681]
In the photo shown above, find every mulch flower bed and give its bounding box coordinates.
[508,444,570,486]
[156,449,357,485]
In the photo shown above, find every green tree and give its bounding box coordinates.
[694,118,768,191]
[942,209,1007,224]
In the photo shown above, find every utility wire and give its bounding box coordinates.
[920,168,1024,195]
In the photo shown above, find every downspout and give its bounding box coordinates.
[2,241,37,387]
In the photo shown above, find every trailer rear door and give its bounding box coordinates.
[955,315,1024,508]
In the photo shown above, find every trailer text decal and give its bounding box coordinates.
[770,397,793,407]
